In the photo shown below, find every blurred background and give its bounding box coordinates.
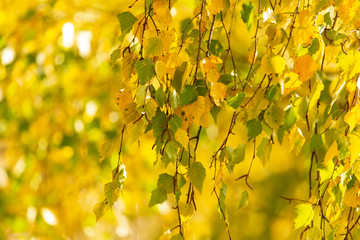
[0,0,308,239]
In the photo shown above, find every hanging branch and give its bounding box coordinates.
[116,125,126,173]
[279,0,301,57]
[219,10,241,88]
[235,138,256,190]
[193,0,206,84]
[213,189,232,240]
[244,0,261,89]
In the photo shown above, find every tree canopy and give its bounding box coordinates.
[1,0,360,239]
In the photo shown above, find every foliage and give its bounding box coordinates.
[96,0,360,239]
[1,0,360,239]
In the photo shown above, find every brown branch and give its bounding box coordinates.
[116,125,126,174]
[206,15,216,57]
[193,0,206,84]
[279,0,301,57]
[213,189,232,240]
[244,0,261,88]
[235,139,256,190]
[219,11,241,88]
[241,74,267,108]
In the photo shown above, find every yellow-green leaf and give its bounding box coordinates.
[264,105,285,130]
[294,204,314,230]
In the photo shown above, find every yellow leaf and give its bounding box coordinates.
[122,102,141,124]
[283,72,302,95]
[207,69,220,83]
[161,29,178,52]
[308,78,324,110]
[175,96,205,129]
[324,141,338,166]
[207,0,224,15]
[126,118,145,144]
[145,98,158,119]
[200,96,211,128]
[175,129,189,150]
[178,202,194,222]
[261,53,286,74]
[122,52,135,80]
[288,127,305,156]
[344,105,360,132]
[344,185,360,208]
[115,90,141,124]
[115,90,133,108]
[349,134,360,163]
[352,160,360,180]
[201,55,222,78]
[264,105,285,130]
[293,55,317,82]
[266,24,282,47]
[210,82,227,106]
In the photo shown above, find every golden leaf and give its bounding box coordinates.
[210,82,227,106]
[261,53,286,75]
[175,96,206,129]
[324,141,338,166]
[292,55,317,82]
[175,128,189,150]
[344,105,360,132]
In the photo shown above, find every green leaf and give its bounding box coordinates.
[237,190,249,209]
[165,141,179,162]
[334,33,350,44]
[169,89,180,109]
[188,162,206,193]
[265,85,278,103]
[93,201,108,222]
[227,92,245,109]
[210,105,221,123]
[310,134,323,151]
[241,1,254,31]
[170,234,184,240]
[195,80,207,97]
[180,85,198,106]
[155,88,165,107]
[219,146,233,162]
[117,12,138,42]
[173,62,187,94]
[308,38,319,55]
[257,138,271,165]
[284,106,298,130]
[145,36,163,58]
[233,144,246,164]
[136,59,156,85]
[149,188,167,207]
[110,49,120,65]
[294,204,314,230]
[246,118,263,140]
[104,181,119,206]
[218,182,227,219]
[264,105,285,130]
[157,173,174,194]
[324,12,332,26]
[219,74,233,85]
[144,98,158,119]
[277,125,285,144]
[169,115,182,133]
[152,109,167,139]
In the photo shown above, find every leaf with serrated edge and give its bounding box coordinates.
[188,162,206,193]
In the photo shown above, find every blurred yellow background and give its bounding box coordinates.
[0,0,308,239]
